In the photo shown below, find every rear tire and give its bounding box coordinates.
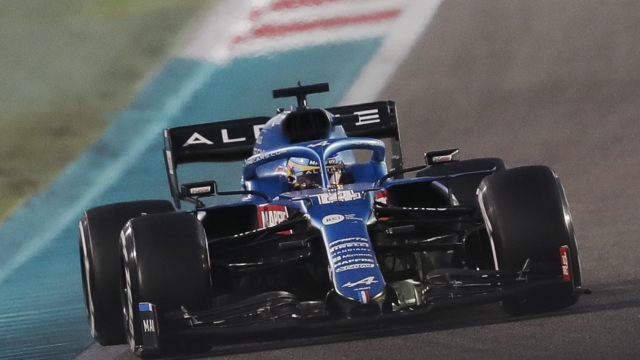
[79,200,174,345]
[120,212,213,356]
[477,166,582,315]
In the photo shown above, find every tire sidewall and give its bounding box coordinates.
[120,212,213,354]
[79,200,174,345]
[477,166,581,314]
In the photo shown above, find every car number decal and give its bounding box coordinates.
[312,190,362,204]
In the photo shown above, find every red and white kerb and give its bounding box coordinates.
[185,0,408,61]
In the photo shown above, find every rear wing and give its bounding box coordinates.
[164,116,270,165]
[163,101,403,207]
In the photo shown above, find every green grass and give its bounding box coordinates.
[0,104,111,219]
[86,0,210,16]
[0,0,214,222]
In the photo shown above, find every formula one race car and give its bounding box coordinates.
[79,83,589,357]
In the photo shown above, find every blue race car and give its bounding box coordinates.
[79,83,589,357]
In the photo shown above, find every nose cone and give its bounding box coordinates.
[305,195,386,305]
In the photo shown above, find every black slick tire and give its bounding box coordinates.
[477,166,582,315]
[120,212,213,357]
[79,200,174,345]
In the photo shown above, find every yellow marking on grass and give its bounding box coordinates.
[0,196,25,223]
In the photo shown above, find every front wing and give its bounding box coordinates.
[134,268,590,353]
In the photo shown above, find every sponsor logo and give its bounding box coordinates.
[331,249,370,257]
[342,276,379,288]
[401,206,449,211]
[182,124,264,147]
[354,109,380,126]
[344,214,363,221]
[331,253,373,263]
[322,214,344,225]
[329,242,370,253]
[335,263,375,273]
[328,237,372,262]
[308,140,331,148]
[143,319,155,332]
[220,129,246,143]
[334,258,375,267]
[433,155,452,163]
[298,166,341,176]
[560,246,571,281]
[307,157,339,166]
[257,204,288,229]
[183,132,213,146]
[328,237,368,246]
[245,149,286,165]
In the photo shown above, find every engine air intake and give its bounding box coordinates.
[282,109,331,143]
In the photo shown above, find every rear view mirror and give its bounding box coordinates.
[425,149,460,166]
[180,181,217,198]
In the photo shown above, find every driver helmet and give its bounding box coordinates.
[287,155,347,189]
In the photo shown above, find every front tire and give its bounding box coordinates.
[120,212,213,356]
[477,166,582,315]
[79,200,174,345]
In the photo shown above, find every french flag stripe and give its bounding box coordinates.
[359,290,370,304]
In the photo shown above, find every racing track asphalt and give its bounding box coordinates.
[79,1,640,359]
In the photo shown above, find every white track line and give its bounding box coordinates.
[340,0,443,105]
